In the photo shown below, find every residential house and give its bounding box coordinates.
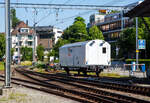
[11,21,36,58]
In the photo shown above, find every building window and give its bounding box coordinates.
[25,41,28,45]
[16,48,18,52]
[20,28,29,33]
[57,31,62,33]
[39,34,52,39]
[19,41,22,46]
[28,41,32,46]
[102,47,106,54]
[17,35,22,40]
[28,35,33,40]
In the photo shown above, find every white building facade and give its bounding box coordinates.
[53,27,63,44]
[11,22,63,61]
[11,21,37,59]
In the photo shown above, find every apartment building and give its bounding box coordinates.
[88,1,143,42]
[35,26,63,50]
[35,26,63,60]
[88,1,143,57]
[11,21,36,58]
[11,21,63,61]
[89,12,134,42]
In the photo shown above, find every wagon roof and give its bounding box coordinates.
[60,41,89,48]
[60,40,106,48]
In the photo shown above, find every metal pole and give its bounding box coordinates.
[136,17,139,69]
[121,10,124,31]
[17,30,20,64]
[5,0,11,87]
[33,23,36,64]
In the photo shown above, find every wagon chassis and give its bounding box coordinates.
[62,66,107,76]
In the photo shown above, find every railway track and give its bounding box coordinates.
[0,75,93,103]
[14,68,150,103]
[16,68,150,97]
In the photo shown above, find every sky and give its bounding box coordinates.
[0,0,142,32]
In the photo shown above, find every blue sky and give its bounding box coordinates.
[0,0,142,32]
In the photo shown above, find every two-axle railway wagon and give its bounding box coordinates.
[59,40,111,76]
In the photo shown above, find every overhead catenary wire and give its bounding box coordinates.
[64,0,73,4]
[103,0,124,6]
[52,10,95,26]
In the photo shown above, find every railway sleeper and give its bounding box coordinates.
[16,69,133,103]
[16,68,150,97]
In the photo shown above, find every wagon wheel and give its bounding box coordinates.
[65,68,70,75]
[83,69,87,76]
[83,71,87,76]
[96,69,103,77]
[96,71,100,77]
[78,70,81,75]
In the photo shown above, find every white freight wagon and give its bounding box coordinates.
[59,40,111,76]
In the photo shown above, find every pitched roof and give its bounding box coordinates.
[11,21,34,35]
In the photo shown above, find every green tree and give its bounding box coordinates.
[117,17,150,59]
[74,16,85,23]
[48,39,69,59]
[36,45,44,61]
[88,25,104,40]
[11,48,15,58]
[118,27,144,58]
[0,34,15,60]
[137,17,150,58]
[53,39,69,58]
[20,47,32,61]
[11,9,20,28]
[0,34,5,59]
[52,17,88,58]
[62,16,88,43]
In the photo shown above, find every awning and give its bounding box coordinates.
[125,0,150,17]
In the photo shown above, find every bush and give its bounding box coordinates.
[36,64,46,68]
[54,59,59,63]
[21,61,32,66]
[0,62,4,71]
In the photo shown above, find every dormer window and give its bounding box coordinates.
[57,31,62,33]
[20,28,29,33]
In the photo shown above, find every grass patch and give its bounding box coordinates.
[61,71,128,78]
[100,73,128,78]
[9,92,27,103]
[0,92,27,102]
[9,92,27,100]
[35,68,46,73]
[21,61,32,66]
[0,97,7,101]
[0,62,4,71]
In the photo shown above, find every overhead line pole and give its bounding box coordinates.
[33,23,37,65]
[5,0,11,87]
[136,17,139,69]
